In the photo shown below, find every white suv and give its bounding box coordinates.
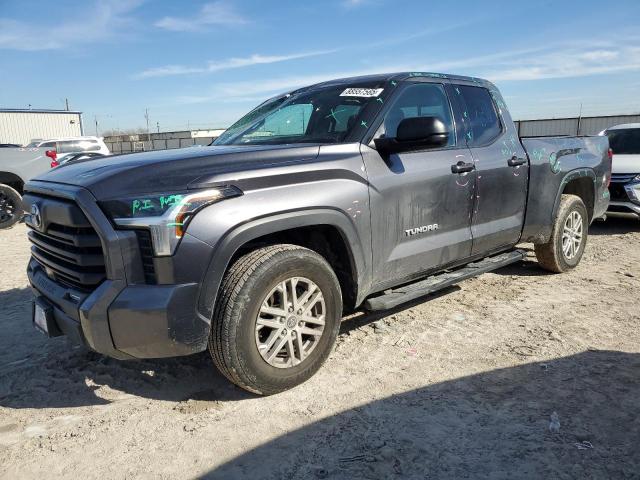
[25,136,110,162]
[602,124,640,217]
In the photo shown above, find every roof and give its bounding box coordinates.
[606,123,640,130]
[0,108,82,114]
[31,136,102,143]
[297,72,491,92]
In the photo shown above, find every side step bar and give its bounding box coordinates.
[364,249,526,311]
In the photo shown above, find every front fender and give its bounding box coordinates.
[193,208,370,319]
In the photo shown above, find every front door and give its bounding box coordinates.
[362,82,476,290]
[451,84,528,255]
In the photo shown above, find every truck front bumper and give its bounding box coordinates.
[28,261,211,359]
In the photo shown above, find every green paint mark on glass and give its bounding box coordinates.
[360,121,368,128]
[391,81,397,87]
[376,97,383,104]
[324,108,348,125]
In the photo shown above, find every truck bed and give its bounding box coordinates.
[520,135,610,243]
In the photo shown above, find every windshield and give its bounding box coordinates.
[607,128,640,154]
[214,81,388,146]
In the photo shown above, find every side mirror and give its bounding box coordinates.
[374,116,449,155]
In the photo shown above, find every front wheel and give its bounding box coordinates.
[0,184,22,230]
[535,194,588,273]
[209,244,342,395]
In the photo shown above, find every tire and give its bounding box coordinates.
[209,244,342,395]
[535,194,588,273]
[0,184,22,230]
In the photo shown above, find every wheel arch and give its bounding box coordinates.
[553,168,596,223]
[197,209,369,320]
[0,172,25,193]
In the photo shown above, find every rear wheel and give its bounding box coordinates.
[209,244,342,395]
[0,184,21,230]
[535,194,588,273]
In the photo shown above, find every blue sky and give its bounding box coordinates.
[1,0,639,133]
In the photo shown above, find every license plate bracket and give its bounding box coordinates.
[32,299,61,337]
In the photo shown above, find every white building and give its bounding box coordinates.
[0,108,83,145]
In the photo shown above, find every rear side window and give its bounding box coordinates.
[455,85,502,145]
[606,128,640,154]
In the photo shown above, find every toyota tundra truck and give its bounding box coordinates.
[22,73,610,395]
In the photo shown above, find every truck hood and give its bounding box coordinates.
[612,154,640,174]
[31,144,320,200]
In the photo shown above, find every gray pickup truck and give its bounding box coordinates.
[23,72,610,394]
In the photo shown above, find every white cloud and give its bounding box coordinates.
[134,50,337,79]
[165,38,640,111]
[154,1,247,32]
[0,0,144,51]
[484,45,640,81]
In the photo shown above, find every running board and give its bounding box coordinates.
[364,249,526,311]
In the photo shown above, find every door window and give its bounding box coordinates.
[382,83,455,147]
[454,85,502,145]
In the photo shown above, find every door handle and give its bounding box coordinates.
[508,156,527,167]
[451,161,475,174]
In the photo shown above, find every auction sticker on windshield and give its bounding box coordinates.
[340,88,384,97]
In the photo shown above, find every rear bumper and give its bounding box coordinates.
[607,181,640,216]
[24,181,214,359]
[608,201,640,216]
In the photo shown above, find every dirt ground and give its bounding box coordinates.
[1,216,639,480]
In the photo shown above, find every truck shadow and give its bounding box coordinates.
[200,350,640,479]
[0,287,254,409]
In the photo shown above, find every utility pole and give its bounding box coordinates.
[156,121,160,133]
[144,108,150,138]
[94,115,99,136]
[65,98,70,111]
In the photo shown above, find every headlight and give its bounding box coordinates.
[633,174,640,183]
[100,186,242,256]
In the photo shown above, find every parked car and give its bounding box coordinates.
[25,136,110,163]
[0,143,21,148]
[23,72,610,394]
[0,147,55,229]
[0,137,110,228]
[602,124,640,217]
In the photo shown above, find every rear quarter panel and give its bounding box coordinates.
[520,135,610,243]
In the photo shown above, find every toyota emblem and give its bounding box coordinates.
[30,204,43,230]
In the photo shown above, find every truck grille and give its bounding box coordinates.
[26,199,106,291]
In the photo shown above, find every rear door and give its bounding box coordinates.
[451,84,528,255]
[362,81,476,289]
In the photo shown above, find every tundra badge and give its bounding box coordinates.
[405,224,439,237]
